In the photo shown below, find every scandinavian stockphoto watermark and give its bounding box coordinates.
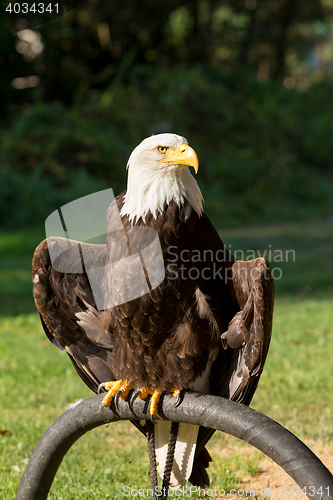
[121,485,258,498]
[166,245,295,282]
[42,190,294,310]
[120,484,330,497]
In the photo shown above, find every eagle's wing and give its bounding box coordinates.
[217,257,274,402]
[32,237,116,392]
[190,256,274,487]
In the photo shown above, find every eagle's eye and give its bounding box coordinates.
[157,146,168,154]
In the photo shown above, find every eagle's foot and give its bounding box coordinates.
[99,379,132,414]
[150,387,181,418]
[99,381,182,419]
[129,385,151,408]
[129,386,181,418]
[171,387,181,407]
[127,386,161,419]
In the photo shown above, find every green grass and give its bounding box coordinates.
[0,222,333,498]
[0,227,45,316]
[223,220,333,296]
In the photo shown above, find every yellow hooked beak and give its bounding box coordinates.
[160,143,199,173]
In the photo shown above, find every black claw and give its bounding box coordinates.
[150,413,156,423]
[174,392,181,407]
[97,383,106,394]
[114,390,122,411]
[99,401,105,418]
[130,390,141,409]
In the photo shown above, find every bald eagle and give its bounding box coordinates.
[32,133,274,492]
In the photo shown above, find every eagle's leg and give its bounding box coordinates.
[130,387,181,416]
[100,381,181,418]
[150,388,181,416]
[114,380,132,411]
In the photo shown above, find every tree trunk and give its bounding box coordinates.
[238,0,260,68]
[273,0,297,81]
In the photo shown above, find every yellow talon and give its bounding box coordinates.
[104,380,122,392]
[171,388,180,399]
[101,381,182,415]
[140,386,151,400]
[149,388,181,415]
[119,380,131,400]
[102,380,122,408]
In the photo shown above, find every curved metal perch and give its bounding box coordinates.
[16,391,333,500]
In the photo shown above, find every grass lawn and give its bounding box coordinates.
[0,221,333,499]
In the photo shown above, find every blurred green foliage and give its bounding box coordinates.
[1,0,333,229]
[1,0,332,115]
[1,68,333,228]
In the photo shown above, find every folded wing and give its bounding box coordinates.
[190,257,274,486]
[32,237,116,393]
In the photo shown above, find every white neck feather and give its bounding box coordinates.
[120,162,203,222]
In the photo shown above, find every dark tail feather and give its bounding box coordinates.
[189,446,212,488]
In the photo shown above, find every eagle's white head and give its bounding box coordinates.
[120,133,203,222]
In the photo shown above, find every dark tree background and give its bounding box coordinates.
[0,0,333,228]
[0,0,332,114]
